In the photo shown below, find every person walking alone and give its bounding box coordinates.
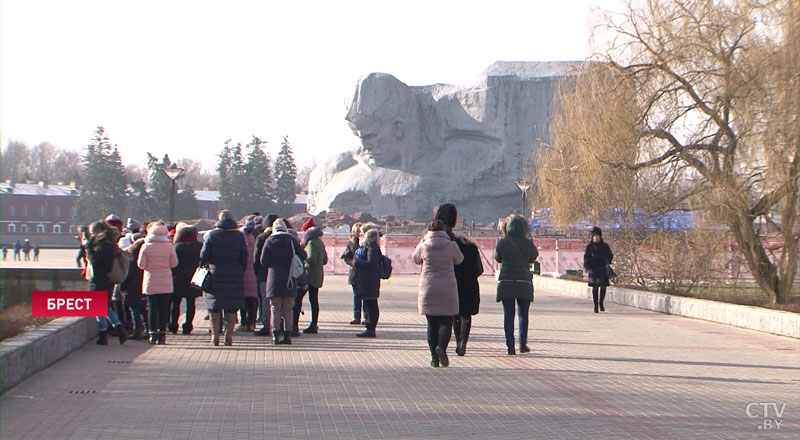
[413,219,464,367]
[494,214,538,355]
[583,227,614,313]
[137,222,179,345]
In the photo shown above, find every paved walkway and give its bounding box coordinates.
[1,275,798,439]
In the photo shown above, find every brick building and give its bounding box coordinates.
[0,182,80,247]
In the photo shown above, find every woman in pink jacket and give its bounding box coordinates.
[413,219,464,368]
[137,222,178,345]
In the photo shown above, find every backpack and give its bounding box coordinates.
[378,254,392,280]
[109,249,131,284]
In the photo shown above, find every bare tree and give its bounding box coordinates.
[30,142,57,182]
[534,0,799,303]
[176,158,218,190]
[51,149,83,184]
[1,140,32,182]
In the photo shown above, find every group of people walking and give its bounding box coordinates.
[81,203,614,369]
[4,239,39,261]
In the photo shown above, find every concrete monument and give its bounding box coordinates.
[308,61,582,223]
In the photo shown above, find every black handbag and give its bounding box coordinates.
[605,264,617,279]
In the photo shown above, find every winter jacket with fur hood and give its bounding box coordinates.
[137,224,178,295]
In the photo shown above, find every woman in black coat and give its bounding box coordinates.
[199,211,248,346]
[170,225,203,335]
[583,226,614,313]
[434,204,483,356]
[87,220,128,345]
[353,229,382,338]
[120,233,147,339]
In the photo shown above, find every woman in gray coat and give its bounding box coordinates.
[494,214,539,355]
[413,220,464,367]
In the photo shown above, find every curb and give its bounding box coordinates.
[1,316,97,393]
[533,276,799,339]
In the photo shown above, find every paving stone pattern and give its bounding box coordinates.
[1,275,798,439]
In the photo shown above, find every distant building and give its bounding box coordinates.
[0,181,80,247]
[0,182,308,247]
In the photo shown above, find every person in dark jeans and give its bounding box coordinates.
[341,222,369,325]
[137,222,179,345]
[353,229,383,338]
[494,214,538,355]
[171,224,203,334]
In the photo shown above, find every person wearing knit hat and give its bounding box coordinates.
[353,228,383,338]
[434,203,483,357]
[295,219,327,334]
[583,226,614,313]
[260,216,307,345]
[105,214,123,232]
[170,224,203,335]
[301,217,316,232]
[252,213,280,336]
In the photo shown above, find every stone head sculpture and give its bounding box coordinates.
[345,73,423,169]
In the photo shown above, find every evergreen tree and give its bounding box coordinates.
[243,136,275,213]
[273,136,297,214]
[216,140,248,217]
[74,126,129,224]
[140,153,198,222]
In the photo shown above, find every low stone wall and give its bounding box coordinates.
[1,316,97,393]
[533,276,799,338]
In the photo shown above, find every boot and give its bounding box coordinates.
[599,289,606,312]
[209,312,221,346]
[114,324,129,345]
[167,322,179,334]
[456,317,471,356]
[431,351,440,368]
[96,331,108,345]
[255,326,271,337]
[592,289,599,313]
[224,313,236,346]
[281,330,292,345]
[157,332,166,345]
[182,323,193,335]
[272,330,282,345]
[149,331,158,345]
[303,325,318,334]
[435,346,449,367]
[453,317,462,354]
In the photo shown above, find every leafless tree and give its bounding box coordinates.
[534,0,799,303]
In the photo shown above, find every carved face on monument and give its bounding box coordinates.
[345,73,418,169]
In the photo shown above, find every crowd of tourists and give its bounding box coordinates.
[81,203,613,368]
[3,239,40,261]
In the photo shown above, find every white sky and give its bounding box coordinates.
[1,0,608,172]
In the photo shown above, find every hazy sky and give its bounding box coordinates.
[1,0,607,171]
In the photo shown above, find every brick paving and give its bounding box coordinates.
[1,275,798,439]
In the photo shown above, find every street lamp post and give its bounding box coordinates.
[515,181,531,218]
[162,166,185,224]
